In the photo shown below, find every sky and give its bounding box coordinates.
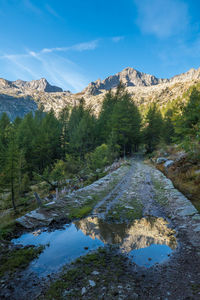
[0,0,200,92]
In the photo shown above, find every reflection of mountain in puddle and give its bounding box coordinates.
[75,216,177,253]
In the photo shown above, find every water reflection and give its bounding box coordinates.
[12,216,177,275]
[75,216,177,252]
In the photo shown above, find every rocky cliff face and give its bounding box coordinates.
[0,94,38,121]
[1,66,200,120]
[0,78,63,93]
[83,67,168,95]
[83,66,200,96]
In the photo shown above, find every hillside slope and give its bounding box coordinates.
[1,67,200,119]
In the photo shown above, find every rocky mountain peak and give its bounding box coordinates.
[83,67,168,95]
[13,78,63,93]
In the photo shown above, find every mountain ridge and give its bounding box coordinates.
[83,66,200,95]
[1,66,200,120]
[0,77,63,93]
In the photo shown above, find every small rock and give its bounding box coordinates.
[84,246,89,250]
[81,287,86,295]
[132,292,139,299]
[92,271,99,275]
[156,157,167,164]
[164,160,174,168]
[89,280,96,287]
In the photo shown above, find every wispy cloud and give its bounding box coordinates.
[133,0,189,38]
[0,40,99,92]
[112,36,124,43]
[23,0,42,15]
[41,40,99,54]
[45,4,60,18]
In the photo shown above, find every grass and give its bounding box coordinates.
[107,199,143,222]
[156,157,200,212]
[68,206,93,219]
[42,247,130,300]
[65,165,131,221]
[151,177,169,206]
[0,245,44,278]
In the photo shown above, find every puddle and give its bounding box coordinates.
[12,216,177,276]
[12,224,103,276]
[129,244,172,268]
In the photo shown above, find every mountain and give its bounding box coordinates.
[83,66,200,95]
[83,67,168,95]
[1,67,200,120]
[0,78,63,93]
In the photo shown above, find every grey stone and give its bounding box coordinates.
[81,287,86,295]
[193,225,200,232]
[156,157,167,164]
[92,271,99,275]
[192,215,200,221]
[26,211,47,221]
[176,205,197,217]
[164,160,174,168]
[89,280,96,287]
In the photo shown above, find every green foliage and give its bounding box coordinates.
[0,246,44,277]
[69,206,93,219]
[49,160,67,183]
[98,84,142,156]
[87,144,109,171]
[162,109,175,144]
[173,88,200,157]
[144,104,164,153]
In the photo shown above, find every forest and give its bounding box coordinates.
[0,84,200,211]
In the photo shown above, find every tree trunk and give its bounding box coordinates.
[11,179,16,211]
[34,192,42,207]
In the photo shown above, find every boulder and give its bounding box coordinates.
[156,157,167,164]
[164,160,174,168]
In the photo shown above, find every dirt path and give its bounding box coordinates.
[1,157,200,299]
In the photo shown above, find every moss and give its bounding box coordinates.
[43,247,133,300]
[68,206,93,219]
[152,177,169,206]
[0,245,44,277]
[107,199,143,222]
[0,219,18,240]
[191,283,200,295]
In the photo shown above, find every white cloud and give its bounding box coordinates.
[133,0,189,38]
[41,40,99,54]
[0,40,99,92]
[112,36,124,43]
[23,0,42,15]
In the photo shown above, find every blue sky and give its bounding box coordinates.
[0,0,200,92]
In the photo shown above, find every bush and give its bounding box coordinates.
[87,144,109,171]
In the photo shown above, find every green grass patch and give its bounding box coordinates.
[68,206,93,219]
[152,177,169,206]
[0,246,44,277]
[107,199,143,222]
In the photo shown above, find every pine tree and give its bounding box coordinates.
[0,126,20,210]
[144,104,163,153]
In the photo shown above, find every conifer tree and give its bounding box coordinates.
[144,104,163,153]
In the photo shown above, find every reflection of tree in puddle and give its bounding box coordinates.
[75,216,177,253]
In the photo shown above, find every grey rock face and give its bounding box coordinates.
[83,67,168,95]
[0,94,38,121]
[13,78,63,93]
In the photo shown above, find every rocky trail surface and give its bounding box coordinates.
[1,157,200,299]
